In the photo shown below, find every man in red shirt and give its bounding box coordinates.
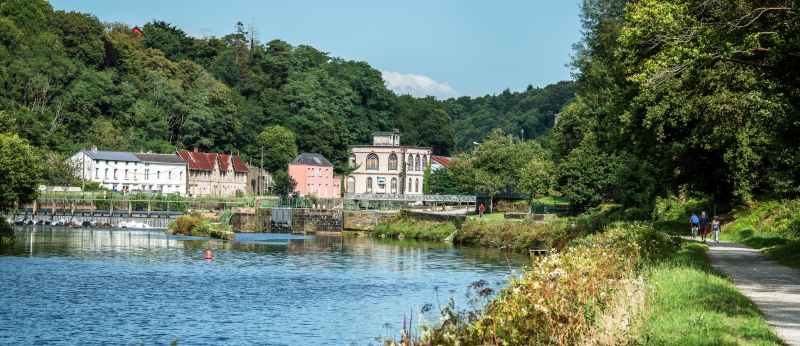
[479,204,485,218]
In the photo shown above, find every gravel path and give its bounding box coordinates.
[703,240,800,345]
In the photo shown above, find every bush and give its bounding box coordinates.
[0,219,15,243]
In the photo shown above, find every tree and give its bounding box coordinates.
[0,0,53,33]
[556,141,617,212]
[272,170,297,197]
[255,125,298,173]
[449,129,544,212]
[47,10,105,68]
[0,111,42,243]
[430,167,472,195]
[518,156,553,208]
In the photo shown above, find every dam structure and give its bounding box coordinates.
[6,208,182,229]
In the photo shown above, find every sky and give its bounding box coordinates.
[50,0,583,99]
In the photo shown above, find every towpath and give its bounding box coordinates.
[704,240,800,345]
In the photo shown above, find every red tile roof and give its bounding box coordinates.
[177,150,248,172]
[431,155,452,167]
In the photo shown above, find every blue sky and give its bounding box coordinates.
[50,0,582,99]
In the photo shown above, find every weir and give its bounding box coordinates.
[5,209,181,229]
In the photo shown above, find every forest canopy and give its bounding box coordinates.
[0,0,575,176]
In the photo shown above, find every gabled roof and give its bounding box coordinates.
[431,156,452,168]
[176,150,248,172]
[289,153,333,166]
[231,155,248,172]
[177,150,214,170]
[132,153,185,164]
[82,150,140,162]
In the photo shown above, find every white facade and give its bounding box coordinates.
[69,147,187,194]
[346,131,431,195]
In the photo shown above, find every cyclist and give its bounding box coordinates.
[690,212,699,239]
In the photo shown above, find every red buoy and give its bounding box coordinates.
[205,251,212,260]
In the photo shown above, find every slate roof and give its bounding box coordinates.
[431,156,452,168]
[372,131,399,135]
[289,153,334,166]
[132,153,186,164]
[82,150,140,162]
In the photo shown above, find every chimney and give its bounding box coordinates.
[393,128,399,133]
[91,145,97,153]
[194,147,198,152]
[140,149,144,153]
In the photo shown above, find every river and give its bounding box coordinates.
[0,227,528,345]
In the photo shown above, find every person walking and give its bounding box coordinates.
[478,204,485,218]
[690,212,699,239]
[712,216,721,243]
[698,211,710,243]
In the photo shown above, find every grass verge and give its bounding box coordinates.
[636,240,786,345]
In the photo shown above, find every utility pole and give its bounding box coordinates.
[82,148,85,191]
[260,146,264,196]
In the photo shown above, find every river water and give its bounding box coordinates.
[0,227,528,345]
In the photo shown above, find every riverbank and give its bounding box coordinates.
[167,211,235,240]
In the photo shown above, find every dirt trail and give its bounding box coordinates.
[705,240,800,345]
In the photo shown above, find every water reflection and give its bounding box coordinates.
[0,227,528,345]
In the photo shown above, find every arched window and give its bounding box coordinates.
[349,154,357,167]
[415,155,420,171]
[408,178,412,192]
[391,178,397,194]
[415,178,419,192]
[388,154,398,170]
[347,177,355,193]
[407,155,413,171]
[422,155,427,169]
[367,154,379,170]
[366,177,373,193]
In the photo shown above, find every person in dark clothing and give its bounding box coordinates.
[698,211,710,243]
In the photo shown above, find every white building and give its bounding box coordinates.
[69,145,188,194]
[346,130,431,195]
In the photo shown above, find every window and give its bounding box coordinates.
[422,155,427,169]
[408,155,413,171]
[367,154,379,170]
[169,172,172,179]
[145,169,149,180]
[180,172,183,180]
[388,154,398,170]
[325,169,328,177]
[347,177,355,193]
[349,154,356,168]
[105,168,109,179]
[415,178,419,192]
[415,155,420,171]
[95,168,99,179]
[408,178,412,192]
[316,169,320,176]
[124,169,129,179]
[366,177,373,193]
[308,168,311,176]
[391,178,397,194]
[134,169,138,180]
[113,169,118,179]
[157,171,161,179]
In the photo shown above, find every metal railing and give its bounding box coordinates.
[343,193,475,203]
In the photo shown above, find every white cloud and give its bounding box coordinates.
[182,27,214,39]
[380,70,460,99]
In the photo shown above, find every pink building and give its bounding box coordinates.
[288,153,341,198]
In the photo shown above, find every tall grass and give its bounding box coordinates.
[387,223,676,345]
[167,211,234,240]
[636,241,786,345]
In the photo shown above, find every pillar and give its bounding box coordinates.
[32,200,38,215]
[166,201,171,219]
[90,199,95,217]
[147,200,151,218]
[71,200,75,216]
[128,199,132,217]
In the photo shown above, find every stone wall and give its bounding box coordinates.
[292,209,343,233]
[343,211,397,231]
[399,210,469,224]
